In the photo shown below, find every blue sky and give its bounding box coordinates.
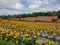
[0,0,60,15]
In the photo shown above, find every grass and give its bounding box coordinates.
[0,39,18,45]
[57,19,60,22]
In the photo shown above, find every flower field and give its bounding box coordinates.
[0,19,60,45]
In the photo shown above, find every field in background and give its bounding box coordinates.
[0,19,60,45]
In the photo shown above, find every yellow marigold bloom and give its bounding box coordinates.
[36,44,38,45]
[5,38,8,40]
[10,40,12,43]
[1,37,2,39]
[49,41,55,45]
[0,20,60,45]
[16,40,18,43]
[6,34,9,37]
[33,35,37,38]
[35,40,40,44]
[44,43,50,45]
[26,37,32,40]
[14,36,17,39]
[25,34,28,37]
[14,31,16,33]
[22,38,24,42]
[9,33,13,36]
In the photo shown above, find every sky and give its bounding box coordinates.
[0,0,60,15]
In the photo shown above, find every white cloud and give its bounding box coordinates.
[29,4,39,10]
[28,0,50,11]
[28,0,60,12]
[10,3,24,9]
[0,0,60,15]
[0,0,24,10]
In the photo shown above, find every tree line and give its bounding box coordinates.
[0,10,60,19]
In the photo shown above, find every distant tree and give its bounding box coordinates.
[45,12,52,16]
[0,10,60,19]
[57,10,60,18]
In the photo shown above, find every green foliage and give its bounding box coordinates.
[23,39,33,45]
[0,39,18,45]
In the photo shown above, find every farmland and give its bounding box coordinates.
[0,19,60,45]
